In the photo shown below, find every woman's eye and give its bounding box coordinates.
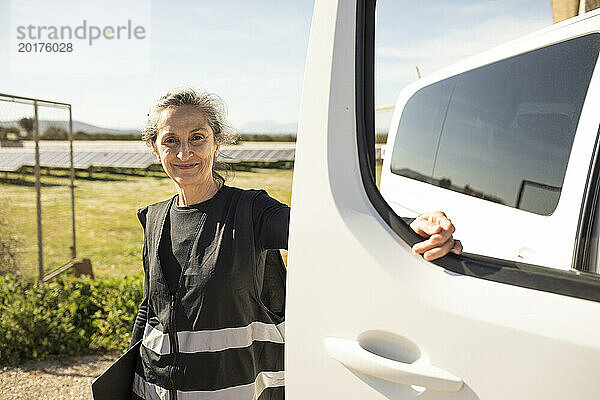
[193,135,205,140]
[164,138,176,143]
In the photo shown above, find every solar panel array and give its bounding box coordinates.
[0,146,381,172]
[0,151,156,171]
[219,148,296,162]
[0,148,298,172]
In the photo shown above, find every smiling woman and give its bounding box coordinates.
[123,86,460,400]
[130,87,291,400]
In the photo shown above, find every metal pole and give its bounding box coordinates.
[0,92,71,106]
[415,66,422,79]
[69,106,76,258]
[33,100,43,280]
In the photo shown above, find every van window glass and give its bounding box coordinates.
[390,77,455,182]
[432,34,600,215]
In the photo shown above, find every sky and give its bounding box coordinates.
[0,0,553,133]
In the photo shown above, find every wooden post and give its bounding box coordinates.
[553,0,600,22]
[42,258,94,282]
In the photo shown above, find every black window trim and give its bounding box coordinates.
[573,125,600,271]
[356,0,600,303]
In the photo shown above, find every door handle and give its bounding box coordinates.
[324,337,463,392]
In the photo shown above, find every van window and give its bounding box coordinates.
[390,77,455,183]
[391,34,600,215]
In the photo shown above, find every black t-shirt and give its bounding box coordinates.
[158,185,289,294]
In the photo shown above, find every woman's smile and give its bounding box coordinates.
[174,162,199,170]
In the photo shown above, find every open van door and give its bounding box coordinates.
[286,1,600,399]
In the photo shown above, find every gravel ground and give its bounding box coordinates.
[0,353,118,400]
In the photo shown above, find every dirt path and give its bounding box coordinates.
[0,353,118,400]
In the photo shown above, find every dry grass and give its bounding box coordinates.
[0,167,293,279]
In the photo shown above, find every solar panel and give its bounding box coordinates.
[278,149,294,161]
[0,144,378,172]
[251,150,267,161]
[235,150,252,162]
[74,152,97,168]
[106,152,134,167]
[126,152,152,167]
[0,152,32,171]
[99,151,121,165]
[262,150,278,161]
[218,149,241,162]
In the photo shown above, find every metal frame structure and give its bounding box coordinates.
[0,93,76,280]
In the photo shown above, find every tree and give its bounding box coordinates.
[18,117,34,139]
[439,178,452,189]
[42,126,68,140]
[74,130,89,140]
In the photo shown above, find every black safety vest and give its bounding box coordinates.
[132,189,286,400]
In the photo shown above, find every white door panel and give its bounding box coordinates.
[287,1,600,399]
[288,179,600,399]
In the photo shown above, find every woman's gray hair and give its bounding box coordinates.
[142,87,237,183]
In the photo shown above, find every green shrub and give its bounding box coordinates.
[89,274,144,352]
[0,273,143,365]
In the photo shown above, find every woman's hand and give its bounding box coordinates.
[409,211,462,261]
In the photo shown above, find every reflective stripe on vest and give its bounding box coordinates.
[142,321,285,355]
[133,371,285,400]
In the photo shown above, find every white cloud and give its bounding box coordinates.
[192,6,217,17]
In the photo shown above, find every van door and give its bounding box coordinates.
[286,1,600,399]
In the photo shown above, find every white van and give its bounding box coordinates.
[287,2,600,399]
[380,11,600,270]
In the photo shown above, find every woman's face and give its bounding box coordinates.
[152,105,219,187]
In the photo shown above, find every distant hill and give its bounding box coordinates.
[0,120,139,135]
[1,119,303,136]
